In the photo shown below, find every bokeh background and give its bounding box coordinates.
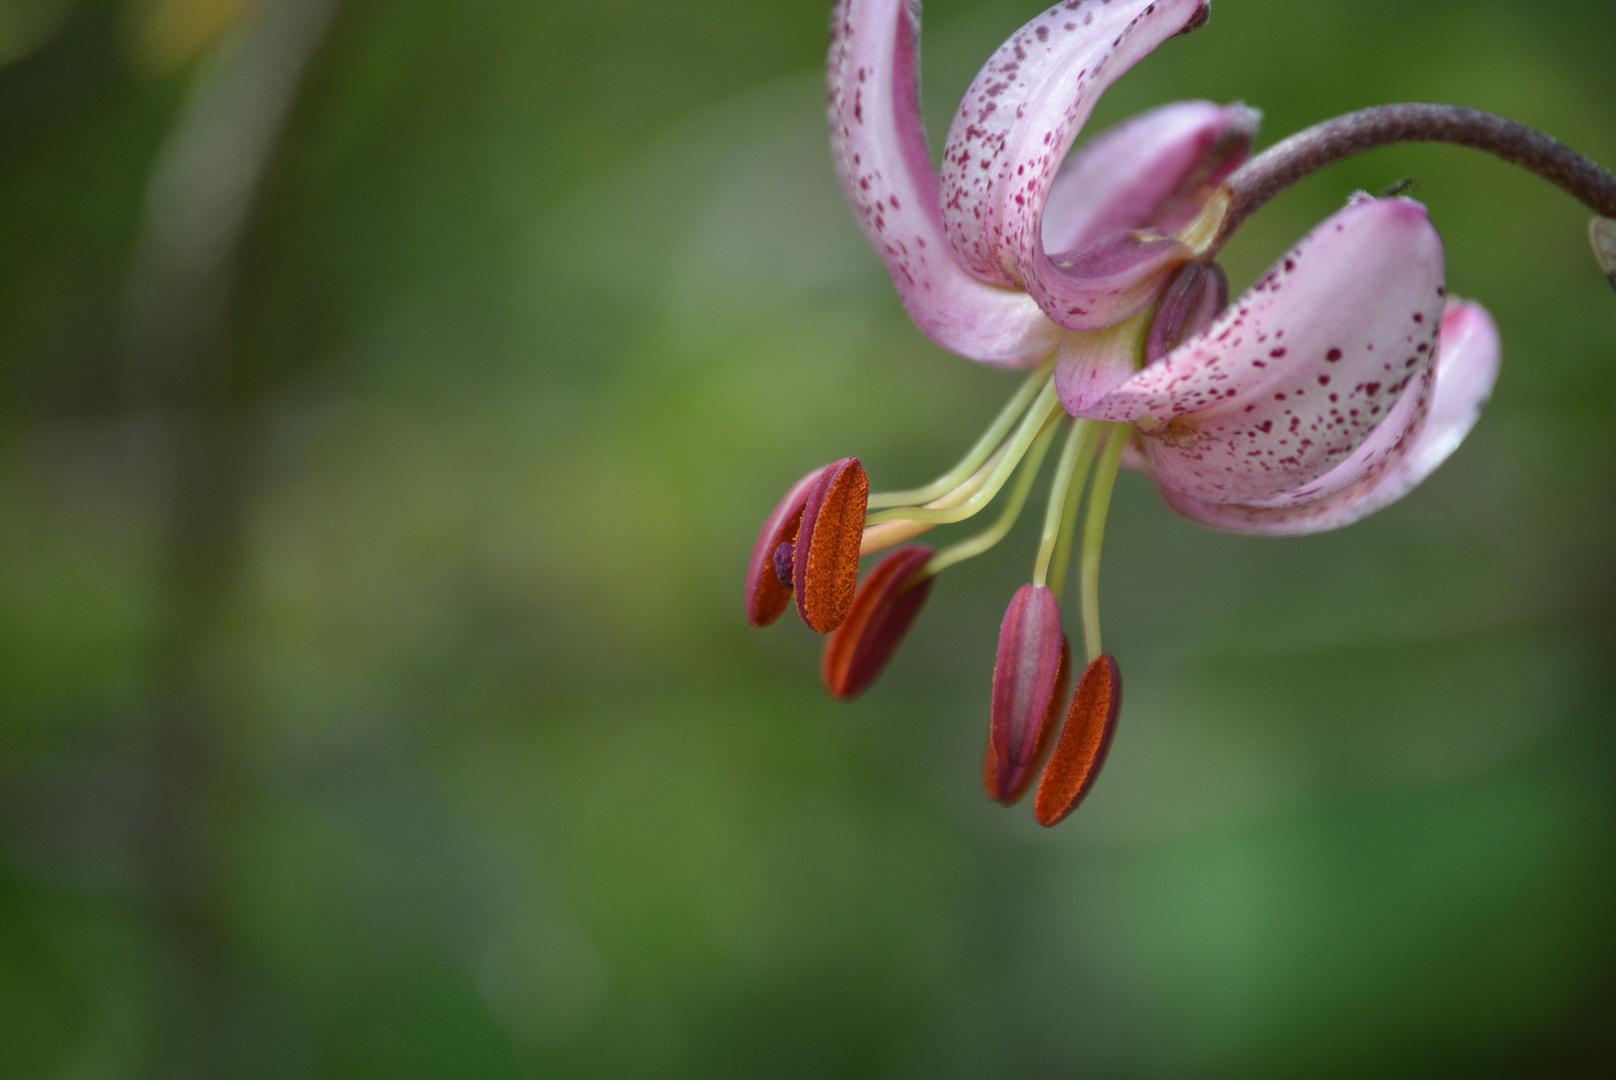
[2,0,1614,1076]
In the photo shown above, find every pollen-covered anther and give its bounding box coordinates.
[989,585,1066,796]
[822,547,935,701]
[793,458,870,633]
[1035,654,1122,827]
[984,636,1069,805]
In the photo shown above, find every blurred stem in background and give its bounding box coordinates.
[119,0,336,1070]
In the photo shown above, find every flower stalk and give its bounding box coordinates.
[1215,104,1616,250]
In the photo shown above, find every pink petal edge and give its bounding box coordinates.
[1086,197,1448,506]
[1042,101,1258,258]
[939,0,1211,328]
[1158,300,1501,534]
[829,0,1062,366]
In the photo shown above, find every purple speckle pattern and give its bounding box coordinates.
[1040,101,1257,261]
[1159,300,1502,534]
[1080,197,1449,507]
[938,0,1208,291]
[827,0,1060,366]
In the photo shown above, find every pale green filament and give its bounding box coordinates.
[866,358,1054,510]
[1046,425,1092,601]
[864,379,1063,528]
[858,443,1009,558]
[922,414,1062,578]
[1079,423,1130,663]
[1031,419,1098,589]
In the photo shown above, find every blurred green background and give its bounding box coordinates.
[1,0,1614,1076]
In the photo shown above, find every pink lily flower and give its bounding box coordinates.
[829,0,1254,364]
[749,0,1616,826]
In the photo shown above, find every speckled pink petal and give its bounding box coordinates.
[938,0,1211,311]
[1159,300,1500,534]
[1033,231,1194,332]
[1042,101,1258,259]
[1053,258,1229,417]
[1085,197,1447,505]
[829,0,1062,367]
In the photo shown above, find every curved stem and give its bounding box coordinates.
[1218,104,1616,247]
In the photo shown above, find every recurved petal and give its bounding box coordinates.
[822,546,935,700]
[1087,196,1448,506]
[938,0,1210,295]
[829,0,1062,366]
[1042,102,1257,257]
[1029,231,1195,333]
[1158,299,1501,534]
[990,584,1066,771]
[745,467,821,627]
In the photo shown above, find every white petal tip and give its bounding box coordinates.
[1590,217,1616,285]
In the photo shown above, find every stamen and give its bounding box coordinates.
[922,416,1061,577]
[1032,420,1098,588]
[867,359,1054,510]
[821,546,936,700]
[983,636,1070,806]
[794,458,870,633]
[859,443,1008,557]
[989,584,1066,774]
[745,467,821,628]
[1034,654,1122,827]
[1046,429,1091,601]
[1078,424,1129,663]
[863,379,1064,528]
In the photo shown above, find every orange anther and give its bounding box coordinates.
[821,546,934,700]
[794,458,870,633]
[1034,654,1121,826]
